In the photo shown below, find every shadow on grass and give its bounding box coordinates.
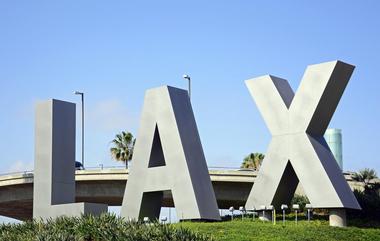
[348,218,380,229]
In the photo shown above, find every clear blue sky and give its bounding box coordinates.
[0,1,379,175]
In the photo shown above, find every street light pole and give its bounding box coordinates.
[74,91,85,168]
[182,74,191,100]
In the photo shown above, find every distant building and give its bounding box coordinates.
[324,128,343,171]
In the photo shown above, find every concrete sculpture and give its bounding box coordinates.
[244,61,360,227]
[121,86,220,221]
[33,99,107,219]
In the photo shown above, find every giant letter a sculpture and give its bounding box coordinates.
[121,86,220,221]
[245,61,360,227]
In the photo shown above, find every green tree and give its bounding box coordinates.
[352,168,378,193]
[241,152,265,170]
[291,194,310,212]
[110,131,136,169]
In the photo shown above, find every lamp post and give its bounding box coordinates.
[251,206,256,221]
[260,205,266,222]
[293,204,300,224]
[160,216,168,224]
[281,204,288,225]
[183,74,191,100]
[267,205,275,224]
[239,206,245,220]
[306,204,313,222]
[229,206,234,220]
[74,91,84,168]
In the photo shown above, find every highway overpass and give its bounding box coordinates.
[0,168,363,220]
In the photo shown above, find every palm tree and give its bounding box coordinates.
[241,152,265,170]
[110,131,136,169]
[352,168,378,192]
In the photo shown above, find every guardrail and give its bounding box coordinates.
[0,170,34,176]
[0,165,251,176]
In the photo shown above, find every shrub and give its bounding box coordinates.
[348,189,380,221]
[291,194,309,212]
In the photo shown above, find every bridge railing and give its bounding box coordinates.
[0,165,252,176]
[83,165,246,171]
[0,170,34,177]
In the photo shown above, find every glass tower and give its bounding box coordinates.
[324,128,343,171]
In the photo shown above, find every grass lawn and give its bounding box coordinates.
[176,218,380,241]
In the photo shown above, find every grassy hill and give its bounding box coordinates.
[178,218,380,241]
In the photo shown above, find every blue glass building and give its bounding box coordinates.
[324,128,343,171]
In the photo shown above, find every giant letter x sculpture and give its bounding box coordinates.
[245,61,360,210]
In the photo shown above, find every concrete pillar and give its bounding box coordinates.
[329,209,347,227]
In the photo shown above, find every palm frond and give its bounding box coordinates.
[110,131,136,167]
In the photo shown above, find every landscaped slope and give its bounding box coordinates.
[178,219,380,241]
[2,214,380,241]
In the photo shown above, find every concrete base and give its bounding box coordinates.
[258,210,272,221]
[329,209,347,227]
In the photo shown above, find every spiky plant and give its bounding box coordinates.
[0,213,211,241]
